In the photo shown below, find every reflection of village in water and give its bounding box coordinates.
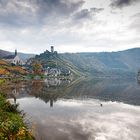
[3,77,140,107]
[44,78,71,87]
[7,78,72,107]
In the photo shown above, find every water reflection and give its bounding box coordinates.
[5,77,140,140]
[5,77,140,106]
[6,78,71,107]
[67,78,140,105]
[17,98,140,140]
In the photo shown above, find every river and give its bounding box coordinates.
[6,77,140,140]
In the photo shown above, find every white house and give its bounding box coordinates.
[3,50,24,65]
[45,67,61,77]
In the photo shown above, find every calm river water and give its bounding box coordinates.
[7,78,140,140]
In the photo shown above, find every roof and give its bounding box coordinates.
[3,55,16,59]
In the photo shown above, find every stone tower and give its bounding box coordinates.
[15,49,17,56]
[51,46,54,53]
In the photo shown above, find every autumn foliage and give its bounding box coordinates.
[0,68,10,75]
[0,59,27,76]
[7,66,27,75]
[31,61,43,75]
[0,60,8,66]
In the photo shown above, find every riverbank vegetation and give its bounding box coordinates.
[0,94,34,140]
[0,63,35,139]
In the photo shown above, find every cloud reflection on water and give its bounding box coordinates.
[17,98,140,140]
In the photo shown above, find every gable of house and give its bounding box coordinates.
[12,55,24,65]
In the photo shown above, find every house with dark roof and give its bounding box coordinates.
[3,50,24,65]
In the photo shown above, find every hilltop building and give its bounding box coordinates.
[3,50,24,65]
[45,46,57,54]
[51,46,54,53]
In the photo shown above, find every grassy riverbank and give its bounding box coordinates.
[0,94,34,140]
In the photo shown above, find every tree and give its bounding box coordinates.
[31,61,43,75]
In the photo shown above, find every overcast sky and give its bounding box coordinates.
[0,0,140,54]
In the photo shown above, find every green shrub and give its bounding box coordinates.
[0,79,5,86]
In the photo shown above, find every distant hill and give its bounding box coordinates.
[1,48,140,77]
[0,49,35,61]
[60,48,140,77]
[0,49,11,58]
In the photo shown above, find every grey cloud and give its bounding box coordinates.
[73,7,104,20]
[0,0,85,28]
[90,8,104,13]
[131,13,140,18]
[39,0,84,15]
[110,0,139,8]
[129,13,140,32]
[73,9,92,20]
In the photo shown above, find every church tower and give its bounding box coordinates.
[15,49,17,56]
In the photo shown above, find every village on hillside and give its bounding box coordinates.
[0,46,72,79]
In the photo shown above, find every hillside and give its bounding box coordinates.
[0,49,11,58]
[0,59,26,76]
[60,48,140,77]
[1,48,140,77]
[34,50,83,77]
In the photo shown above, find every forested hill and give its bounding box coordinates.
[0,49,11,58]
[60,48,140,77]
[34,50,83,77]
[1,48,140,77]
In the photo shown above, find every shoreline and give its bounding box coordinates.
[0,80,35,140]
